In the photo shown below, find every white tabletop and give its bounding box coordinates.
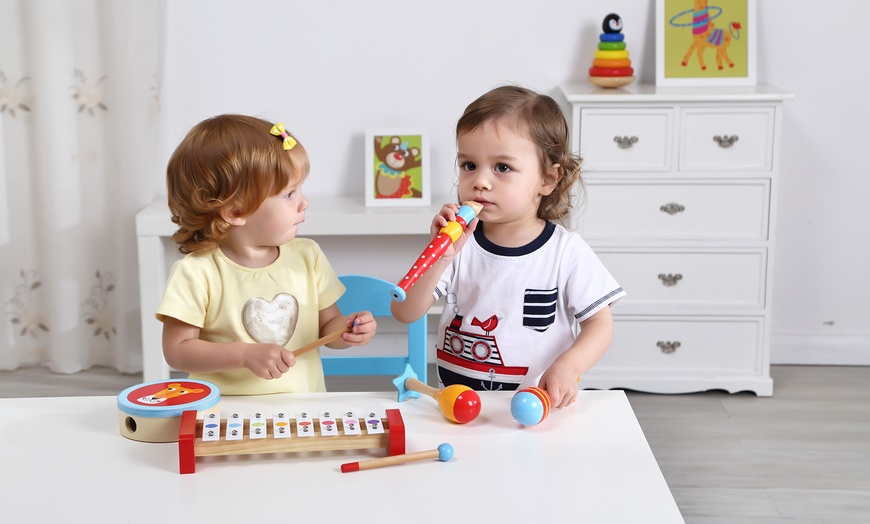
[0,390,683,523]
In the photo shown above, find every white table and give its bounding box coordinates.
[0,390,683,523]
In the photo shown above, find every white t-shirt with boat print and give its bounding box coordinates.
[434,221,625,391]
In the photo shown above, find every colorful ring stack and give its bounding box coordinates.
[588,13,636,88]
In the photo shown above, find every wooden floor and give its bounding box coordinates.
[1,364,868,523]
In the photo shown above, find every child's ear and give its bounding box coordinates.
[540,163,561,196]
[220,205,246,226]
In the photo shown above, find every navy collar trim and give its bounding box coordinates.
[474,221,556,257]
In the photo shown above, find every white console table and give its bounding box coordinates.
[136,196,450,382]
[561,83,792,396]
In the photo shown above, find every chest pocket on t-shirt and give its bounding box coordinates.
[523,288,557,332]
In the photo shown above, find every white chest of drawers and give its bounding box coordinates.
[561,84,792,396]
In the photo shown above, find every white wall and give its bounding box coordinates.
[757,1,870,363]
[157,0,870,364]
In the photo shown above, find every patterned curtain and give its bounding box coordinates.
[0,0,164,373]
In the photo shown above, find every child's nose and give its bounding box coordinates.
[471,171,491,190]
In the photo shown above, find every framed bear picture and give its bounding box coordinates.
[365,129,430,207]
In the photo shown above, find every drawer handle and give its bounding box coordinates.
[713,135,739,148]
[657,341,681,354]
[657,273,683,286]
[613,136,638,149]
[659,202,685,215]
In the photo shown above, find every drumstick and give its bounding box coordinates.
[292,325,353,357]
[340,443,454,473]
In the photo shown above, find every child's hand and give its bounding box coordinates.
[243,343,296,380]
[431,203,478,259]
[538,363,579,409]
[342,311,377,346]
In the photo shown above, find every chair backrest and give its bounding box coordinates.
[322,274,427,384]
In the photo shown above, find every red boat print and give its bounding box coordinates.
[437,314,528,391]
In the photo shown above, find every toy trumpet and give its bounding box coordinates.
[392,364,481,424]
[390,201,483,301]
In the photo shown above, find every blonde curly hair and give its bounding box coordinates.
[166,114,309,254]
[456,85,583,221]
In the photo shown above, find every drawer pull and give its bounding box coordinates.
[659,202,685,215]
[613,135,639,149]
[656,341,681,354]
[713,135,739,148]
[657,273,683,286]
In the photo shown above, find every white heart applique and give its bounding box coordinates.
[242,294,299,346]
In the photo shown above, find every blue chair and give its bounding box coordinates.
[322,274,428,384]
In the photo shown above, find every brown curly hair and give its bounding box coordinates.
[455,85,583,221]
[166,114,309,254]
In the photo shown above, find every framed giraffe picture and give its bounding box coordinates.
[365,129,431,207]
[656,0,756,86]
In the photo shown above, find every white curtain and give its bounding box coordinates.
[0,0,164,373]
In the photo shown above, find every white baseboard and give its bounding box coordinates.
[771,333,870,365]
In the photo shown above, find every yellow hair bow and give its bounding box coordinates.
[270,122,297,150]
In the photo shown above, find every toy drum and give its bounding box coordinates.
[117,380,220,443]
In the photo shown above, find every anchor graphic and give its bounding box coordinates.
[480,369,503,391]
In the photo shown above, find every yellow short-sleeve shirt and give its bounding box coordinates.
[156,238,345,395]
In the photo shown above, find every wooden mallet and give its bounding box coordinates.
[341,443,454,473]
[292,325,353,357]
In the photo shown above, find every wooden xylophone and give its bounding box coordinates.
[178,408,405,474]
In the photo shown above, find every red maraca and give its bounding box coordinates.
[393,364,481,424]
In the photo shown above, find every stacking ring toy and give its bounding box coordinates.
[588,13,635,89]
